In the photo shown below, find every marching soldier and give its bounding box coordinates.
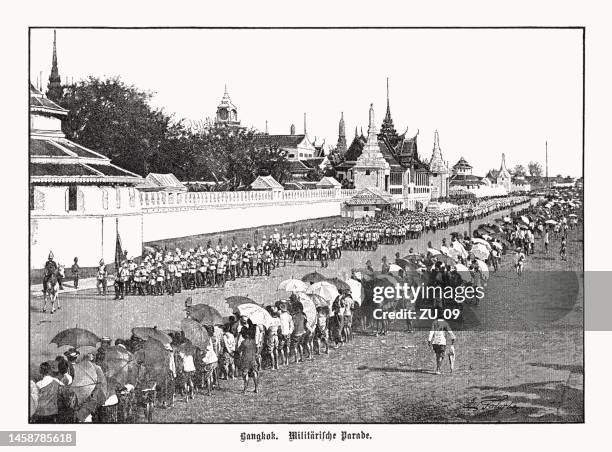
[97,259,108,296]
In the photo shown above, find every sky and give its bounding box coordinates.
[30,28,583,177]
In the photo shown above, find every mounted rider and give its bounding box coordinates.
[42,251,58,290]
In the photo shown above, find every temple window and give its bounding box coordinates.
[67,186,78,211]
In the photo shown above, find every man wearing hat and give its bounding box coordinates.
[42,251,58,292]
[95,336,112,366]
[96,260,108,296]
[184,297,193,318]
[63,348,79,379]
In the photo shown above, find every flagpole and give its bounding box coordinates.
[545,141,548,193]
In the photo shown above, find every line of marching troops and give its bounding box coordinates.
[87,196,531,299]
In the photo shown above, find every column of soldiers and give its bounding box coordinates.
[90,197,529,299]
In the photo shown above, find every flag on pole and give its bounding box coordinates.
[114,219,123,271]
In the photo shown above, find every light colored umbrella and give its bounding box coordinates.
[447,247,461,260]
[427,248,441,255]
[472,238,492,250]
[234,303,273,328]
[521,215,530,224]
[545,219,558,225]
[344,279,363,306]
[293,293,317,331]
[454,263,471,281]
[180,318,211,349]
[388,263,403,273]
[452,241,468,259]
[308,293,330,308]
[71,360,107,404]
[440,245,450,255]
[471,244,490,260]
[491,241,503,250]
[306,281,340,303]
[503,216,512,223]
[278,278,308,292]
[480,234,492,241]
[569,214,578,217]
[476,259,490,280]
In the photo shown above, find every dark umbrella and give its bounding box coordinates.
[188,304,225,325]
[50,328,100,349]
[433,254,457,266]
[131,327,172,345]
[395,258,419,271]
[325,277,350,292]
[134,338,169,385]
[180,318,211,350]
[102,346,137,388]
[225,296,257,310]
[301,271,326,284]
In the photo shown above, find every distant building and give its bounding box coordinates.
[30,83,143,269]
[46,30,63,103]
[427,130,450,200]
[137,173,187,193]
[253,116,316,161]
[250,175,284,192]
[335,112,348,156]
[342,187,402,219]
[352,104,390,192]
[214,85,242,129]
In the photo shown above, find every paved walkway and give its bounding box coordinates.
[30,276,115,298]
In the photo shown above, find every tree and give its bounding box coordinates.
[305,167,323,182]
[528,161,543,177]
[513,164,527,177]
[58,76,176,176]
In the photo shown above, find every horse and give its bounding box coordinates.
[42,271,60,313]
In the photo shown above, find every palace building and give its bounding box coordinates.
[30,38,144,271]
[214,85,241,129]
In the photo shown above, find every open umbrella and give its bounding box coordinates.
[308,293,330,308]
[188,304,225,326]
[234,303,273,328]
[521,215,530,224]
[326,277,351,292]
[225,296,257,310]
[471,244,490,261]
[306,281,340,302]
[491,241,503,250]
[135,338,169,385]
[343,279,362,306]
[427,248,441,255]
[396,258,419,271]
[503,216,512,223]
[452,241,469,259]
[433,254,456,266]
[388,263,403,273]
[278,279,308,293]
[301,271,327,284]
[50,328,100,349]
[569,213,578,218]
[292,293,317,331]
[180,318,211,350]
[545,219,558,225]
[132,327,172,345]
[454,263,472,282]
[472,238,492,249]
[71,360,107,404]
[102,346,137,388]
[475,259,490,280]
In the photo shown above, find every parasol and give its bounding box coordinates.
[452,241,469,259]
[325,277,351,292]
[344,279,363,306]
[440,245,450,255]
[491,241,503,250]
[234,303,273,328]
[503,216,512,223]
[188,304,225,326]
[388,263,403,273]
[71,360,107,404]
[225,296,257,310]
[475,259,490,280]
[308,292,330,308]
[471,244,490,261]
[278,279,308,293]
[131,327,171,345]
[472,238,492,250]
[292,293,317,331]
[306,281,340,302]
[396,258,419,271]
[135,338,170,385]
[545,219,558,225]
[301,271,327,284]
[454,263,472,282]
[102,346,137,388]
[433,254,456,266]
[427,248,441,255]
[50,328,100,349]
[180,318,211,350]
[569,214,578,218]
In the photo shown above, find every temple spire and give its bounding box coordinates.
[379,77,398,145]
[303,112,307,135]
[336,112,347,154]
[47,30,63,102]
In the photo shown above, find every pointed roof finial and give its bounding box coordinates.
[386,77,390,108]
[265,120,268,134]
[47,29,63,102]
[303,112,307,135]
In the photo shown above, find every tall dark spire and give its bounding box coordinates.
[336,112,347,155]
[379,77,399,146]
[47,30,63,102]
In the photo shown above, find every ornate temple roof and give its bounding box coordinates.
[428,130,449,174]
[253,134,308,149]
[453,157,472,171]
[345,187,395,206]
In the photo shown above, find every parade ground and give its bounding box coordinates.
[29,206,583,423]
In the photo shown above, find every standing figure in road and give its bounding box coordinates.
[427,314,456,375]
[97,259,108,295]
